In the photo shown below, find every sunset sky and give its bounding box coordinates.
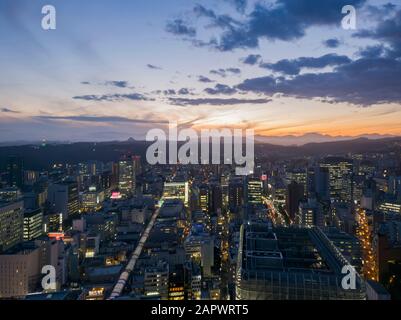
[1,0,401,143]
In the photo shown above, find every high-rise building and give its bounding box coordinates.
[320,157,353,203]
[246,177,262,205]
[0,200,24,252]
[228,180,243,212]
[0,187,21,202]
[168,265,185,300]
[81,187,105,212]
[209,183,222,215]
[48,180,79,220]
[286,181,304,221]
[308,166,330,200]
[132,155,142,176]
[199,184,210,214]
[298,198,324,227]
[144,261,169,299]
[118,157,135,197]
[236,221,366,300]
[44,212,63,233]
[163,181,189,206]
[389,176,401,201]
[6,156,24,188]
[285,169,307,195]
[23,208,43,241]
[185,261,202,300]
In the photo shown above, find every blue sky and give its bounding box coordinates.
[1,0,401,142]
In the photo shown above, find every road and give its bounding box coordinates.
[108,206,160,299]
[262,196,287,226]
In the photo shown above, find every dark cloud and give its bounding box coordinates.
[178,88,191,95]
[204,84,237,95]
[233,7,401,106]
[237,56,401,105]
[186,0,367,51]
[365,3,397,19]
[168,97,271,106]
[163,89,176,95]
[210,69,227,77]
[166,19,196,37]
[105,81,130,88]
[147,64,163,70]
[241,54,262,65]
[1,107,19,113]
[210,67,241,77]
[80,80,131,88]
[198,75,215,83]
[73,93,152,102]
[358,45,385,58]
[162,88,192,95]
[226,67,241,74]
[194,4,242,30]
[353,9,401,58]
[323,38,341,48]
[260,54,351,75]
[35,115,168,124]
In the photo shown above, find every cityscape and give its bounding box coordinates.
[1,0,401,303]
[1,139,401,300]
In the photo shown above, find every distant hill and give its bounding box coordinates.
[0,137,400,171]
[255,133,397,146]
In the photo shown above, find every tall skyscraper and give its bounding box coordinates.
[245,177,263,205]
[118,156,135,197]
[23,208,43,241]
[286,181,304,221]
[199,184,210,214]
[228,180,243,212]
[132,155,142,176]
[0,200,24,252]
[210,183,222,215]
[320,157,353,203]
[48,180,79,220]
[6,156,24,189]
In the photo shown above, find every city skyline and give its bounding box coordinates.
[1,0,401,143]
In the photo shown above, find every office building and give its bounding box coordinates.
[6,156,24,188]
[286,181,304,221]
[228,180,243,212]
[163,181,189,206]
[246,177,263,205]
[144,261,169,299]
[320,157,353,203]
[48,180,79,220]
[118,156,136,197]
[0,200,24,252]
[236,221,365,300]
[23,208,43,241]
[81,187,105,212]
[199,184,210,214]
